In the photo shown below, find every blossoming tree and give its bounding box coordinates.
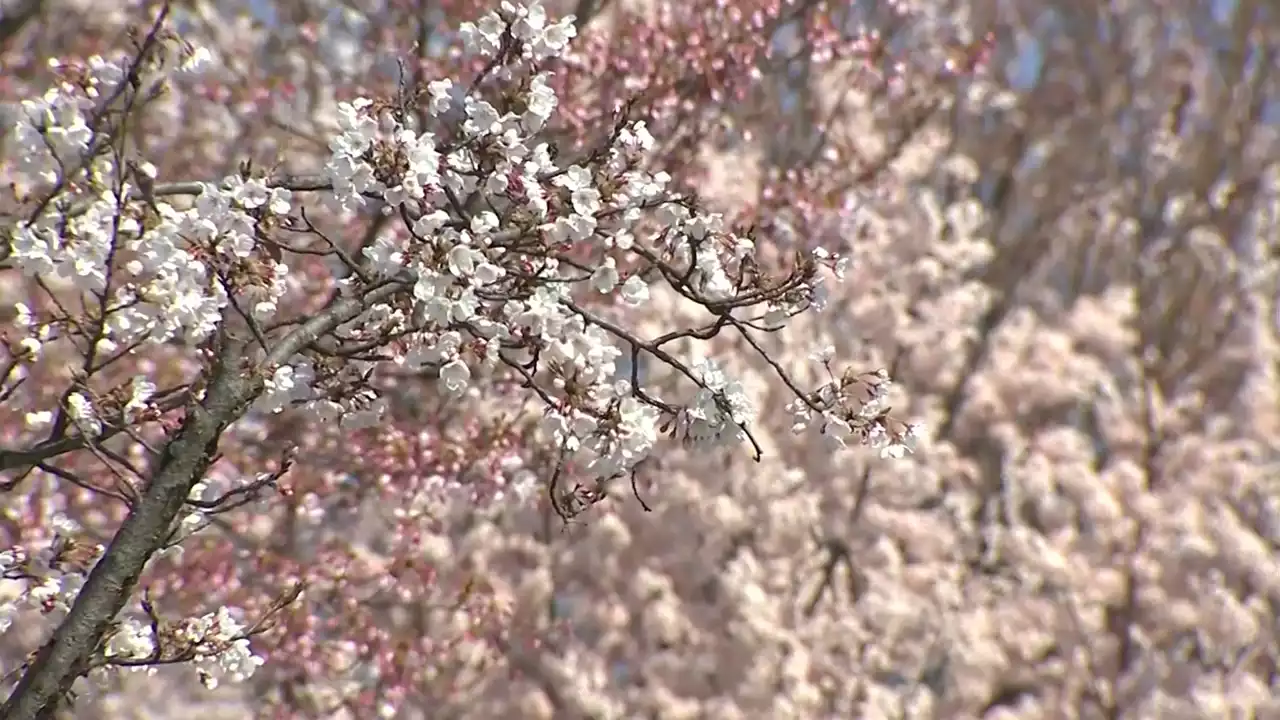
[5,0,1276,717]
[0,0,923,716]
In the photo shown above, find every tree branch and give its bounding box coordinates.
[0,0,43,48]
[0,283,402,719]
[0,388,190,474]
[0,335,254,719]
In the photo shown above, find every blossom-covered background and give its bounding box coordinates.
[2,0,1278,717]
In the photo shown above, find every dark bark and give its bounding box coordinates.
[1,288,395,719]
[0,0,43,48]
[2,340,254,719]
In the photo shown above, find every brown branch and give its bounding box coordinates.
[0,0,42,47]
[0,279,404,718]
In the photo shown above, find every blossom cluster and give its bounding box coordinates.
[173,607,265,690]
[789,357,923,458]
[0,524,264,691]
[9,172,293,347]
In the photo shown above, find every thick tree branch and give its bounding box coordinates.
[572,0,611,32]
[0,283,401,719]
[0,0,42,47]
[0,336,254,719]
